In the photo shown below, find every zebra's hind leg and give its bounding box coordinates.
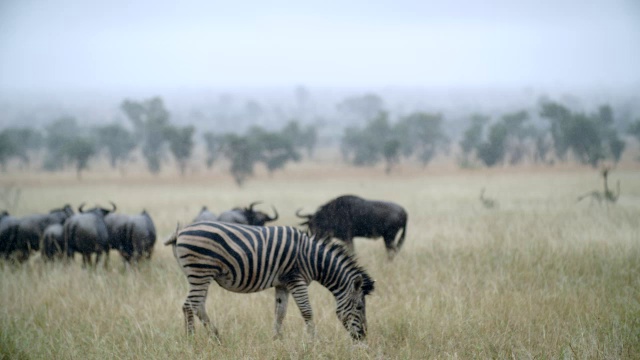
[183,281,219,339]
[273,286,289,340]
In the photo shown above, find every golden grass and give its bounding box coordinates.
[1,165,640,359]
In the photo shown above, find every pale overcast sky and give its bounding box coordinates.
[0,0,639,91]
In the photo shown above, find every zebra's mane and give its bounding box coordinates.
[308,234,375,295]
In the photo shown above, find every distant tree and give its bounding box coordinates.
[0,128,43,169]
[628,119,640,161]
[300,124,318,158]
[532,129,553,164]
[500,110,536,165]
[341,125,380,166]
[458,114,489,167]
[0,131,17,171]
[43,117,81,171]
[396,112,449,167]
[221,134,260,186]
[382,139,401,174]
[94,123,136,169]
[164,125,195,176]
[629,119,640,143]
[203,132,223,169]
[63,137,97,179]
[251,130,300,176]
[539,101,574,161]
[341,112,391,167]
[121,97,170,174]
[281,120,318,158]
[477,122,508,167]
[336,93,385,122]
[540,101,626,167]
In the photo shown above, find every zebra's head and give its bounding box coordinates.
[336,273,375,341]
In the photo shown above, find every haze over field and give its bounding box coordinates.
[1,0,639,92]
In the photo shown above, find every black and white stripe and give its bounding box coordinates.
[166,221,375,341]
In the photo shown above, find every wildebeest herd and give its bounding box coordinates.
[1,194,407,341]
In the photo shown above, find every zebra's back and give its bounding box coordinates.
[175,222,301,293]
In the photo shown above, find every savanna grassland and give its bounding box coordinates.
[1,162,640,359]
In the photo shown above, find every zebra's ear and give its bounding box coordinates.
[353,274,363,292]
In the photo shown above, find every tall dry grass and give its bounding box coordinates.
[1,165,639,359]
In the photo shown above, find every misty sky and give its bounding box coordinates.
[1,0,639,91]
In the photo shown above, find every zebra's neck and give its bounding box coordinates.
[297,235,360,296]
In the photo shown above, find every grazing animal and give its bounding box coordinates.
[64,203,115,268]
[0,211,19,260]
[577,167,620,205]
[217,201,279,226]
[0,205,73,263]
[193,206,218,222]
[479,188,498,209]
[105,210,157,266]
[41,224,65,262]
[165,221,375,341]
[296,195,408,260]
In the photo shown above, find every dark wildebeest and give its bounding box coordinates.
[41,224,65,262]
[105,209,156,267]
[296,195,408,260]
[0,205,74,263]
[64,203,115,268]
[0,211,19,261]
[192,206,217,222]
[217,201,279,226]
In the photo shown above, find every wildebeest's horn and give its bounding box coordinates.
[247,201,263,211]
[78,203,86,213]
[267,206,279,221]
[109,201,117,213]
[295,208,312,219]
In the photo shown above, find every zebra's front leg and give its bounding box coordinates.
[289,283,315,339]
[273,286,289,340]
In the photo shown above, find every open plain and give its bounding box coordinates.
[1,162,639,359]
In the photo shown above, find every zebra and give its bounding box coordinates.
[164,221,375,341]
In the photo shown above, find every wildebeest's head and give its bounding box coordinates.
[242,201,278,226]
[78,201,117,217]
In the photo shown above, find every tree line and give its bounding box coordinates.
[1,95,639,184]
[340,96,638,171]
[0,97,317,184]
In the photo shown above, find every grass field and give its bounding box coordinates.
[1,163,640,359]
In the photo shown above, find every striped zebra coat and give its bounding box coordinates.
[165,221,375,341]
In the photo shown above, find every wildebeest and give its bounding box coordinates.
[0,211,19,261]
[64,203,115,268]
[296,195,408,260]
[105,209,156,267]
[217,201,279,226]
[0,205,74,263]
[41,224,65,262]
[192,206,217,222]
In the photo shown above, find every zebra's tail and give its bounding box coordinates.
[163,223,181,260]
[163,223,181,246]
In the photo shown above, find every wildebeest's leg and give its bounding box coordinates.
[288,282,315,338]
[95,251,102,269]
[273,286,289,339]
[383,234,398,261]
[343,237,355,255]
[81,253,90,268]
